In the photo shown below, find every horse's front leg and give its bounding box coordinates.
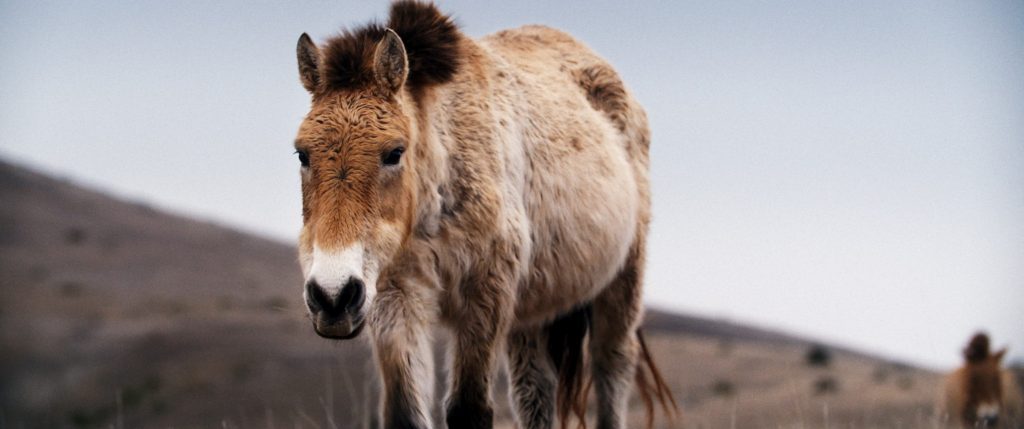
[445,272,514,429]
[372,287,436,429]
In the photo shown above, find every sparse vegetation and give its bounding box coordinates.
[262,296,290,312]
[64,227,87,245]
[231,362,253,383]
[60,281,85,297]
[69,405,114,429]
[0,161,948,429]
[122,375,162,409]
[68,376,162,429]
[813,376,839,394]
[806,343,832,367]
[710,379,735,397]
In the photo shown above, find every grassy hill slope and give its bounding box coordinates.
[0,160,942,428]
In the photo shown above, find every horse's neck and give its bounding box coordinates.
[408,40,488,238]
[407,87,453,238]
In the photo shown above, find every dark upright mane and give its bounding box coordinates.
[965,332,991,363]
[321,1,462,92]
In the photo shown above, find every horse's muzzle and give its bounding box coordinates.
[312,314,365,339]
[978,416,999,428]
[305,277,366,339]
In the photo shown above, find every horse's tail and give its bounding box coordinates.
[547,306,677,429]
[573,62,650,159]
[548,304,592,429]
[635,328,678,428]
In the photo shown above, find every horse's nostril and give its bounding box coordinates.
[306,277,364,317]
[339,277,365,312]
[306,279,335,312]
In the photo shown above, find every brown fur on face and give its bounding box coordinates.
[294,1,457,254]
[295,92,414,252]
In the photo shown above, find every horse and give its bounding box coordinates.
[940,333,1023,428]
[289,2,674,428]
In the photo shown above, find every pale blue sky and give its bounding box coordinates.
[2,1,1022,368]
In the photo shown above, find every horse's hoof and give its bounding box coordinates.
[445,399,493,429]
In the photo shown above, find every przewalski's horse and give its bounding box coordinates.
[940,333,1023,428]
[291,2,674,428]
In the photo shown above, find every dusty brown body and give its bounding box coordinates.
[292,3,669,428]
[940,333,1023,428]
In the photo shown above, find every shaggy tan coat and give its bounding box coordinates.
[292,2,669,428]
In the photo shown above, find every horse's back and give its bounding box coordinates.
[482,25,649,155]
[476,26,651,324]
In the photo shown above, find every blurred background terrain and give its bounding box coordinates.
[2,0,1021,370]
[2,159,981,428]
[2,1,1024,427]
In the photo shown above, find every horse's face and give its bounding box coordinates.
[292,29,416,339]
[963,349,1007,427]
[294,92,413,339]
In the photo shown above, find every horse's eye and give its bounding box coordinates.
[296,150,309,167]
[382,147,405,166]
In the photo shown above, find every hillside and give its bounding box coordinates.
[0,159,942,428]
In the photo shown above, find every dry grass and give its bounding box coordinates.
[493,334,944,429]
[0,160,957,428]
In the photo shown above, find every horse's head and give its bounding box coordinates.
[292,29,417,339]
[961,333,1008,427]
[291,2,460,340]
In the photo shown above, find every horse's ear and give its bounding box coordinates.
[297,33,321,93]
[993,347,1008,363]
[373,29,408,93]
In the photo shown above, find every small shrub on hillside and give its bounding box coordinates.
[711,379,735,397]
[805,344,832,367]
[813,376,839,395]
[64,227,86,245]
[69,406,114,428]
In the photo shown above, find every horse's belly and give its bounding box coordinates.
[513,144,640,326]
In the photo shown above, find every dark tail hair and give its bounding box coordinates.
[635,328,678,428]
[547,306,678,429]
[548,304,592,429]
